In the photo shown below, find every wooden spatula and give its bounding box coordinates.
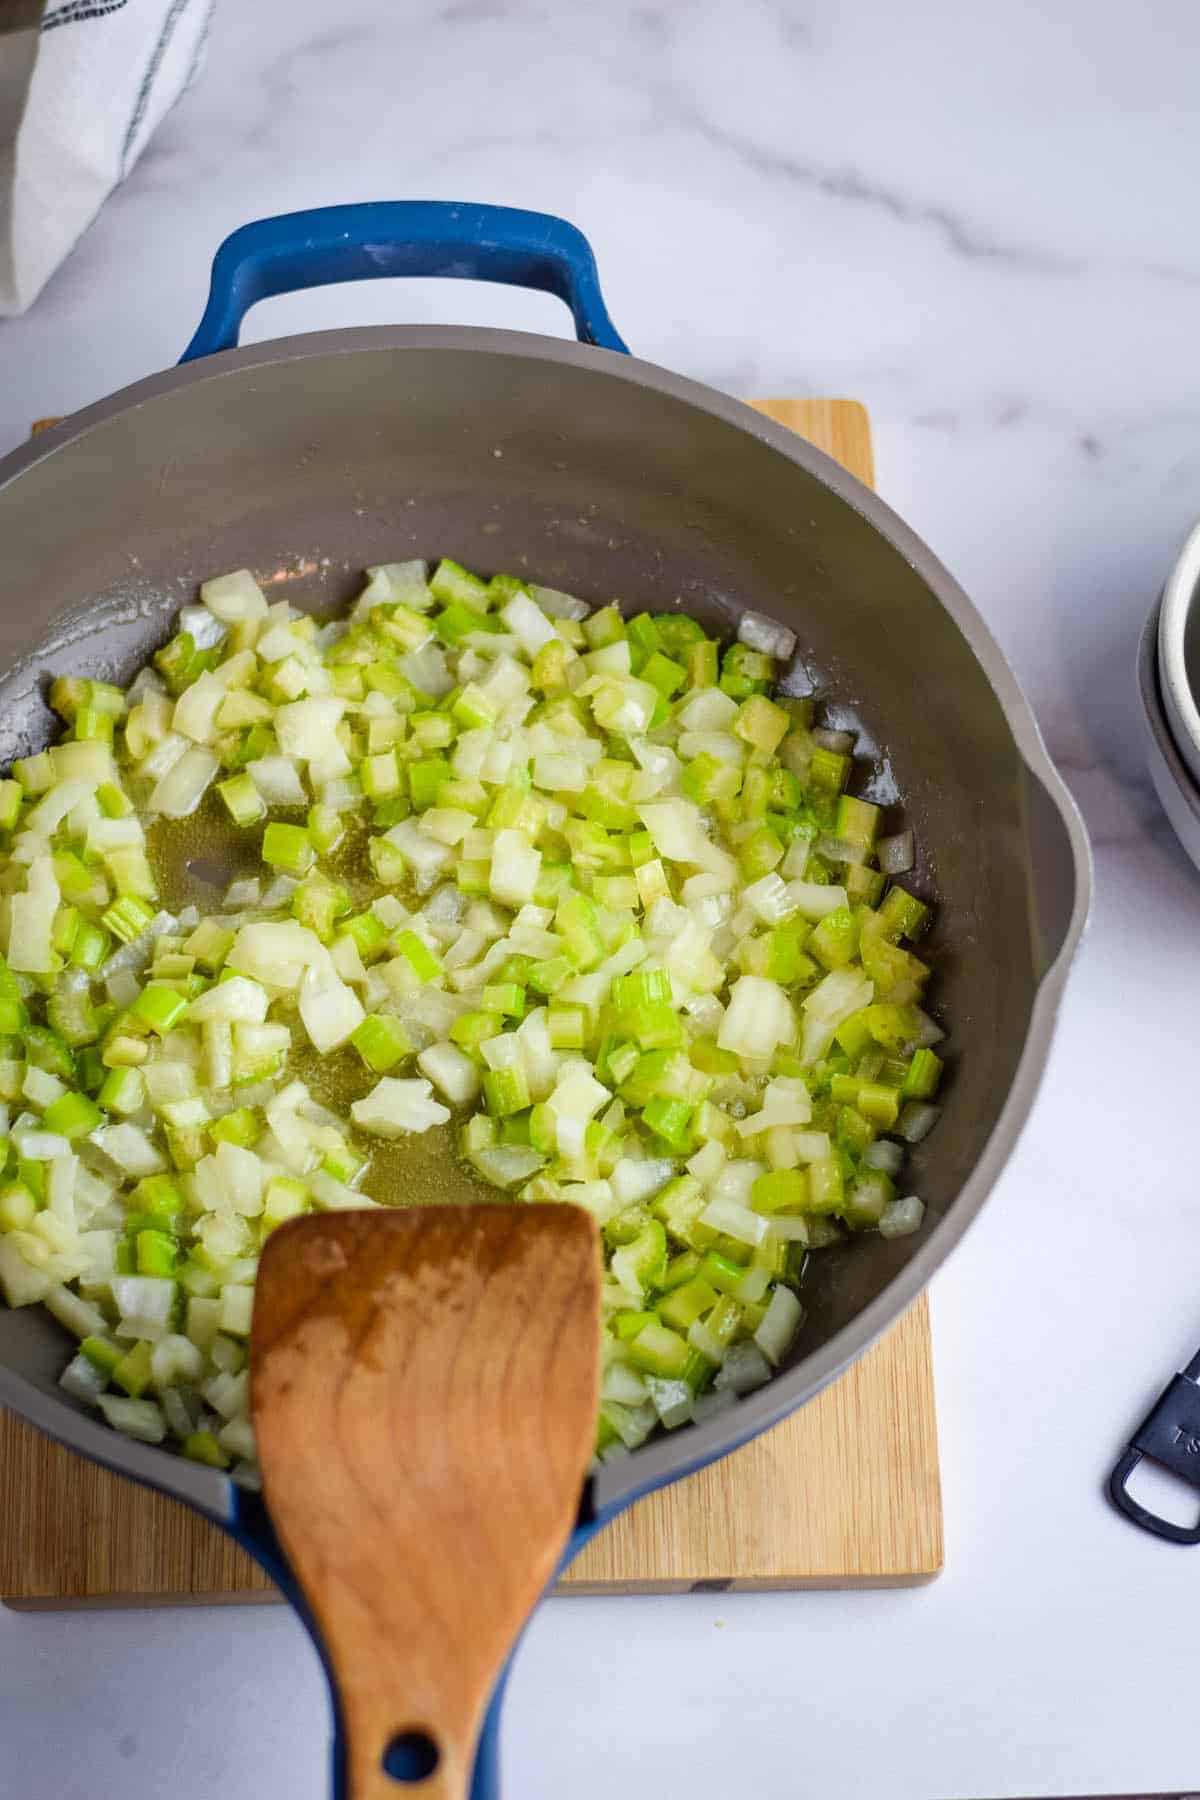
[250,1203,602,1800]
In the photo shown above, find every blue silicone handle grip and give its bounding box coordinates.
[180,201,629,361]
[228,1490,604,1800]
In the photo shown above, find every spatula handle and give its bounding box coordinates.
[251,1206,601,1800]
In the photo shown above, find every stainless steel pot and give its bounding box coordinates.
[0,202,1090,1798]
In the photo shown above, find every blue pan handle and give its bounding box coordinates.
[198,201,628,1800]
[180,201,629,361]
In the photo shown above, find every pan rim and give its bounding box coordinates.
[0,323,1092,1526]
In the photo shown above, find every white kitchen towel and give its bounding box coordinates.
[0,0,212,316]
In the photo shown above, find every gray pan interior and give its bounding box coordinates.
[0,327,1090,1526]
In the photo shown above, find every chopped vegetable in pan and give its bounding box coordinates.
[0,560,941,1477]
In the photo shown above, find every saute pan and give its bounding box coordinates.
[0,202,1090,1797]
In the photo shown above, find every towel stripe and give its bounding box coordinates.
[120,0,191,174]
[43,0,130,30]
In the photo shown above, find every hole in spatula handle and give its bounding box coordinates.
[382,1729,441,1784]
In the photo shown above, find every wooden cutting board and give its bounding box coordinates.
[0,397,943,1606]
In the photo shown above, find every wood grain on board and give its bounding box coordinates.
[0,396,942,1606]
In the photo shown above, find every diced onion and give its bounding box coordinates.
[737,610,797,661]
[2,553,944,1482]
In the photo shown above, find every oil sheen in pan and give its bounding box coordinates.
[149,794,494,1212]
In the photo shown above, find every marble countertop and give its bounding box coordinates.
[3,2,1200,1795]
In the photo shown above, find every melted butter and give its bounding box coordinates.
[147,797,497,1212]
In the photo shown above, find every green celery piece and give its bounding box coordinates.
[293,874,350,943]
[351,1015,412,1073]
[210,1107,261,1148]
[74,706,115,743]
[835,794,882,848]
[807,1154,844,1214]
[852,1081,900,1128]
[337,911,388,959]
[323,1141,366,1185]
[24,1026,75,1080]
[45,988,99,1049]
[41,1090,103,1140]
[430,558,491,612]
[184,919,234,973]
[646,614,703,658]
[217,772,266,828]
[527,956,572,996]
[808,746,852,797]
[582,604,625,648]
[547,1003,586,1050]
[531,638,569,693]
[482,1066,531,1117]
[486,573,525,606]
[612,968,672,1009]
[395,930,443,982]
[639,651,686,698]
[183,1431,231,1470]
[875,885,931,943]
[751,1169,809,1214]
[262,821,315,876]
[734,694,790,755]
[845,863,885,907]
[740,764,771,818]
[685,638,718,689]
[651,1176,712,1253]
[102,895,155,945]
[738,824,785,881]
[135,1229,178,1278]
[80,1335,122,1375]
[625,613,661,665]
[434,602,501,647]
[112,1340,154,1398]
[809,905,860,971]
[701,1252,753,1301]
[612,1310,657,1341]
[555,892,604,969]
[450,1011,503,1054]
[681,752,742,807]
[129,1174,186,1216]
[718,642,772,698]
[844,1169,895,1229]
[482,983,525,1019]
[835,1106,875,1157]
[611,1219,668,1294]
[0,779,22,832]
[659,1276,720,1332]
[131,983,189,1036]
[407,758,450,810]
[689,1037,739,1076]
[0,956,24,1035]
[626,1321,691,1379]
[902,1047,943,1099]
[0,1183,36,1231]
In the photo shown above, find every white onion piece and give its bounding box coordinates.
[714,1342,773,1395]
[877,830,915,875]
[737,610,796,660]
[247,755,307,807]
[863,1139,904,1176]
[897,1103,941,1144]
[754,1285,804,1365]
[350,1077,449,1136]
[880,1196,926,1238]
[812,727,855,753]
[529,583,590,620]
